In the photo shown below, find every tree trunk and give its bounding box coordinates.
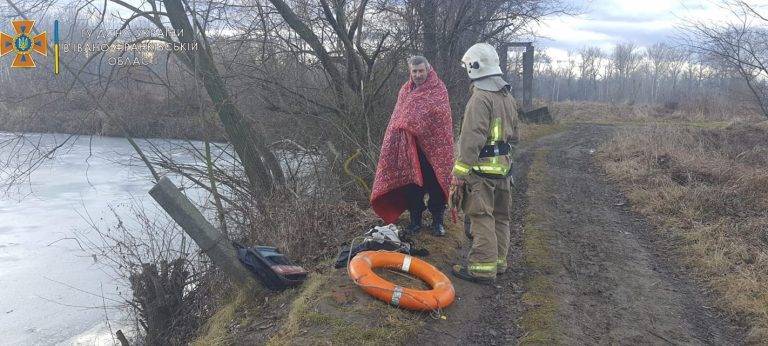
[418,0,438,64]
[164,0,284,193]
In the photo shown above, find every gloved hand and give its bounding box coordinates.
[448,176,465,224]
[449,177,465,207]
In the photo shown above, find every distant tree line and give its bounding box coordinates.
[522,43,756,114]
[516,1,768,119]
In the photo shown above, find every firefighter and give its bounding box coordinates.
[450,43,519,284]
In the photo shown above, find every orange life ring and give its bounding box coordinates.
[347,251,455,311]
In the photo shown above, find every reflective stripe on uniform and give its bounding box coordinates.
[468,262,497,273]
[496,259,507,267]
[472,162,509,176]
[454,161,471,176]
[470,117,508,177]
[490,117,502,142]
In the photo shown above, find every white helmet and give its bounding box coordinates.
[461,43,503,80]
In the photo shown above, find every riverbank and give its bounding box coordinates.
[188,122,566,344]
[0,106,226,142]
[189,120,755,344]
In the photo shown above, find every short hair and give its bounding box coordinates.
[407,55,430,68]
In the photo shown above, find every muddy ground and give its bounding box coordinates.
[414,123,745,345]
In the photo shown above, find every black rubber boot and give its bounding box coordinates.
[430,208,446,237]
[406,209,423,234]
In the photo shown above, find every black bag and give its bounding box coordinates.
[234,242,308,291]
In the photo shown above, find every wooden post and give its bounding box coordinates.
[149,176,260,291]
[522,44,534,111]
[498,43,510,77]
[504,42,536,111]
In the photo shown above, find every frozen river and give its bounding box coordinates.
[0,133,196,345]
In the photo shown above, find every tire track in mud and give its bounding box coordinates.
[521,123,743,344]
[414,123,743,345]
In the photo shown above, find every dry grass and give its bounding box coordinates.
[597,121,768,342]
[192,290,258,346]
[246,200,379,270]
[549,101,763,124]
[266,270,421,345]
[518,122,566,144]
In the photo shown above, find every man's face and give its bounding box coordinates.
[409,63,429,86]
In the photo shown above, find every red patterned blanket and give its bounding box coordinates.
[370,69,454,223]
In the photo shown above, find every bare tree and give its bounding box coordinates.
[244,0,574,195]
[612,42,641,101]
[578,46,602,100]
[412,0,572,100]
[680,0,768,118]
[647,43,673,103]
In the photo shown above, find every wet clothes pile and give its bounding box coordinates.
[334,224,429,268]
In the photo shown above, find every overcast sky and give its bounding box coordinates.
[536,0,738,60]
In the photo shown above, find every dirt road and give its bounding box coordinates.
[415,123,744,345]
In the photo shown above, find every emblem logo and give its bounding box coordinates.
[0,20,47,68]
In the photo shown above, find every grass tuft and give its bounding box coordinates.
[518,149,560,345]
[192,290,260,346]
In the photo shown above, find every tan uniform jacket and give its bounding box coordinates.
[453,85,519,177]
